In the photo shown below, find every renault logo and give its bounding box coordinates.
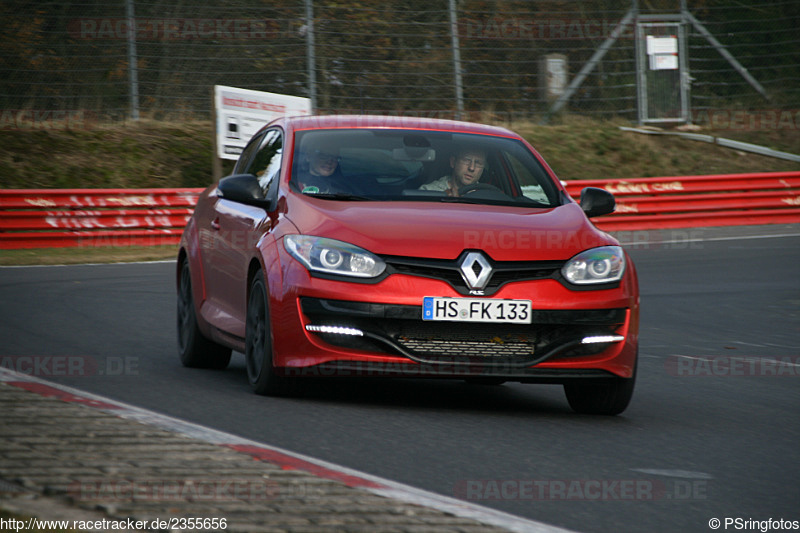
[459,252,493,290]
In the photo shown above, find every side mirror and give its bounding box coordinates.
[579,187,616,218]
[217,173,278,212]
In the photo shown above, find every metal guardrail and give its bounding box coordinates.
[618,128,800,163]
[1,172,799,249]
[563,171,800,231]
[0,188,202,249]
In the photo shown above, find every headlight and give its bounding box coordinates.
[562,246,625,285]
[284,235,386,278]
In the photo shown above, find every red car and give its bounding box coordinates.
[177,115,639,415]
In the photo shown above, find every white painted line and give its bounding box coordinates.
[630,468,714,480]
[0,259,175,269]
[670,354,800,368]
[0,367,576,533]
[617,232,800,247]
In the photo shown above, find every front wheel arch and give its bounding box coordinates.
[245,269,294,396]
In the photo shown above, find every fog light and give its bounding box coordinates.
[305,325,364,336]
[581,335,625,344]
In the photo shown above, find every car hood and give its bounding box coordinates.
[284,194,616,261]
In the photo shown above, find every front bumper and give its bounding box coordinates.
[301,297,628,367]
[269,243,638,380]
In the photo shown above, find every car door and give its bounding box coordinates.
[202,128,283,340]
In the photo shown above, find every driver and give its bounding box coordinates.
[295,136,344,194]
[418,146,487,197]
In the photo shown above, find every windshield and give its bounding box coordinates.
[290,128,561,207]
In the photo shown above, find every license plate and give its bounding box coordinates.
[422,297,532,324]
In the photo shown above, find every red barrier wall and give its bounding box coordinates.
[0,189,203,249]
[1,172,799,249]
[563,171,800,231]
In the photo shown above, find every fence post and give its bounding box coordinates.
[449,0,464,120]
[125,0,140,121]
[305,0,318,113]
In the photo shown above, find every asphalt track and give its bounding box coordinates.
[1,224,798,533]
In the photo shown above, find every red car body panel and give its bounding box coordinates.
[283,194,613,261]
[179,115,639,387]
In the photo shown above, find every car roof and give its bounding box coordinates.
[276,114,520,139]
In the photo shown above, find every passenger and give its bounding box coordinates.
[419,146,487,197]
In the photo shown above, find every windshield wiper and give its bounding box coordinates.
[437,196,497,205]
[304,192,373,201]
[439,197,476,204]
[437,196,553,208]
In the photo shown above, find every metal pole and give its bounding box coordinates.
[125,0,139,120]
[633,0,643,123]
[678,7,691,123]
[448,0,464,120]
[305,0,318,113]
[635,22,646,124]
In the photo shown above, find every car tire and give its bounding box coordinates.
[177,258,232,370]
[246,272,293,396]
[563,363,636,416]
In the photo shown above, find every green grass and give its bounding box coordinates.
[0,245,178,266]
[1,115,797,191]
[509,116,800,181]
[0,120,226,190]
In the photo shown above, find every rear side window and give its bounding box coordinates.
[245,129,283,190]
[233,131,265,175]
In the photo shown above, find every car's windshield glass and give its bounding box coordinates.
[290,129,561,207]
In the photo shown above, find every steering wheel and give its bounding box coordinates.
[458,183,504,196]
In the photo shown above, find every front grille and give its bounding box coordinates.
[396,321,538,358]
[388,262,464,287]
[393,321,617,364]
[399,339,534,358]
[301,298,626,366]
[383,255,563,296]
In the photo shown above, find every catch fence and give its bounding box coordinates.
[1,1,798,125]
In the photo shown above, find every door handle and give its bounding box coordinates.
[211,217,221,230]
